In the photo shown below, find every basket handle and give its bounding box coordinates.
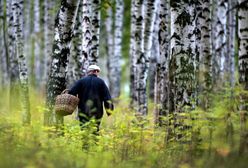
[61,89,69,94]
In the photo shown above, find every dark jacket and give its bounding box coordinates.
[68,74,114,119]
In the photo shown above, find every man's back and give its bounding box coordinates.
[69,74,112,119]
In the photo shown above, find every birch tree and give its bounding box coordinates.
[12,0,31,124]
[33,0,41,86]
[81,0,92,77]
[198,0,212,109]
[106,3,114,91]
[134,0,157,116]
[169,0,197,113]
[212,0,228,88]
[8,0,19,93]
[45,0,80,126]
[227,0,236,91]
[68,0,83,86]
[130,0,137,108]
[70,0,83,82]
[90,0,101,64]
[238,0,248,154]
[108,0,124,98]
[43,0,56,86]
[0,0,9,87]
[133,0,145,115]
[154,0,169,124]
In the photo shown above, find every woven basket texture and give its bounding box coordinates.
[55,93,79,116]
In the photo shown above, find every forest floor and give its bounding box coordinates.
[0,87,247,168]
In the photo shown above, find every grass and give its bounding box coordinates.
[0,86,247,168]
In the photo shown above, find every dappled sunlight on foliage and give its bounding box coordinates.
[0,87,247,167]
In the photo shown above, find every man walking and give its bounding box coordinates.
[69,65,114,132]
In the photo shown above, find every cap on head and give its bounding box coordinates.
[87,65,101,72]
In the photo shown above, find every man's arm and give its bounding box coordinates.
[102,82,114,116]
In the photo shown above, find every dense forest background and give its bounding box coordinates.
[0,0,247,167]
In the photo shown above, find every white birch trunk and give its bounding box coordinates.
[90,0,101,64]
[213,0,228,87]
[12,0,31,124]
[43,0,55,86]
[8,0,19,84]
[109,0,124,98]
[227,0,236,90]
[81,0,92,77]
[238,0,248,154]
[238,0,248,89]
[45,0,80,126]
[170,0,197,113]
[134,0,145,115]
[106,5,114,91]
[34,0,41,86]
[198,0,212,109]
[71,0,83,81]
[154,0,169,124]
[130,0,137,107]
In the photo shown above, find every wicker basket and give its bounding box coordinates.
[55,89,79,116]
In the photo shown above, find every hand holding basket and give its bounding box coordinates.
[55,89,79,116]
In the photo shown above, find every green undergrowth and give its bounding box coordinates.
[0,87,247,168]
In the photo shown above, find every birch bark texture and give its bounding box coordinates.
[154,0,170,124]
[227,0,236,90]
[169,0,197,112]
[43,0,55,85]
[136,0,156,116]
[238,0,248,155]
[12,0,31,124]
[106,4,114,92]
[212,0,228,87]
[68,0,83,85]
[45,0,79,126]
[91,0,101,64]
[133,0,145,115]
[238,0,248,90]
[108,0,124,98]
[34,0,41,86]
[130,0,137,107]
[81,0,92,77]
[198,0,212,109]
[8,0,19,85]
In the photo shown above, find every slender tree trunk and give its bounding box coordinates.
[198,0,212,110]
[71,0,83,81]
[81,0,92,77]
[227,0,236,90]
[130,0,137,108]
[108,0,124,99]
[170,0,197,112]
[212,0,228,89]
[45,0,80,126]
[12,0,31,124]
[43,0,55,87]
[90,0,101,64]
[33,0,41,87]
[133,0,145,115]
[238,0,248,155]
[154,0,169,125]
[8,0,20,111]
[0,0,9,87]
[106,3,114,92]
[149,0,160,101]
[135,0,157,116]
[23,0,31,75]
